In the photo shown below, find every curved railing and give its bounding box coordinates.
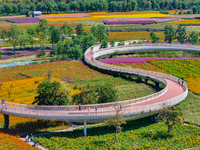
[0,42,190,122]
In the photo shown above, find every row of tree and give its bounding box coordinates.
[0,0,200,16]
[150,25,199,45]
[0,19,110,60]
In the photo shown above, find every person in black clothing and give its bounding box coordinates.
[79,104,81,110]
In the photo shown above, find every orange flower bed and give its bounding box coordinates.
[186,78,200,94]
[107,31,150,41]
[113,63,169,74]
[0,132,40,150]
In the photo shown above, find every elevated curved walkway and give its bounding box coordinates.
[0,43,191,123]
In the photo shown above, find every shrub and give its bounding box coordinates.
[101,40,108,48]
[111,39,115,47]
[160,10,169,14]
[36,51,46,57]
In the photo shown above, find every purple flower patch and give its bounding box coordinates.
[0,18,40,23]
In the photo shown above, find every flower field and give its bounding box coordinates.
[148,59,200,94]
[37,117,200,150]
[0,61,112,82]
[107,31,150,41]
[112,63,169,74]
[168,19,200,25]
[0,18,40,23]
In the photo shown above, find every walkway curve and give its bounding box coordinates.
[0,42,192,123]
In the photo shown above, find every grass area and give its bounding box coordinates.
[179,92,200,125]
[108,24,178,31]
[74,77,160,101]
[37,117,200,150]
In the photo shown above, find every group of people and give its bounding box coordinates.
[79,104,98,115]
[25,134,39,147]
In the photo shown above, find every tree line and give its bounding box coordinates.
[150,25,199,45]
[0,0,200,16]
[0,19,110,60]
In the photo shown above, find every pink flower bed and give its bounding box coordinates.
[39,14,90,18]
[0,48,51,59]
[99,57,200,64]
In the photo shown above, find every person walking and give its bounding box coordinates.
[30,134,33,142]
[25,134,29,142]
[95,107,97,115]
[79,104,81,110]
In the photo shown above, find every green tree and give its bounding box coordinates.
[110,39,115,47]
[50,25,60,48]
[0,28,8,42]
[96,83,117,103]
[8,25,20,53]
[75,24,84,36]
[104,103,126,144]
[101,40,108,48]
[82,34,96,51]
[176,26,187,44]
[60,24,73,40]
[92,24,109,43]
[150,32,160,43]
[156,105,183,136]
[33,80,72,105]
[27,26,37,50]
[188,31,199,45]
[164,25,176,43]
[18,28,28,50]
[72,84,98,105]
[38,19,49,46]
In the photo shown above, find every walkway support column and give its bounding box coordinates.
[4,114,9,129]
[145,79,148,83]
[84,122,87,136]
[155,82,159,87]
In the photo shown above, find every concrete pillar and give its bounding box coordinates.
[84,122,87,136]
[4,114,9,129]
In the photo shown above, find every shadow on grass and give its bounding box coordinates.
[0,119,69,137]
[35,117,154,139]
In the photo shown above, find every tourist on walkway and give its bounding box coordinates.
[26,134,29,142]
[30,134,33,142]
[95,107,97,115]
[79,104,81,110]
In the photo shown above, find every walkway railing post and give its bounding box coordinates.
[4,114,9,129]
[84,121,87,136]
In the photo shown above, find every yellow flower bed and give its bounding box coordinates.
[168,19,200,24]
[0,77,81,104]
